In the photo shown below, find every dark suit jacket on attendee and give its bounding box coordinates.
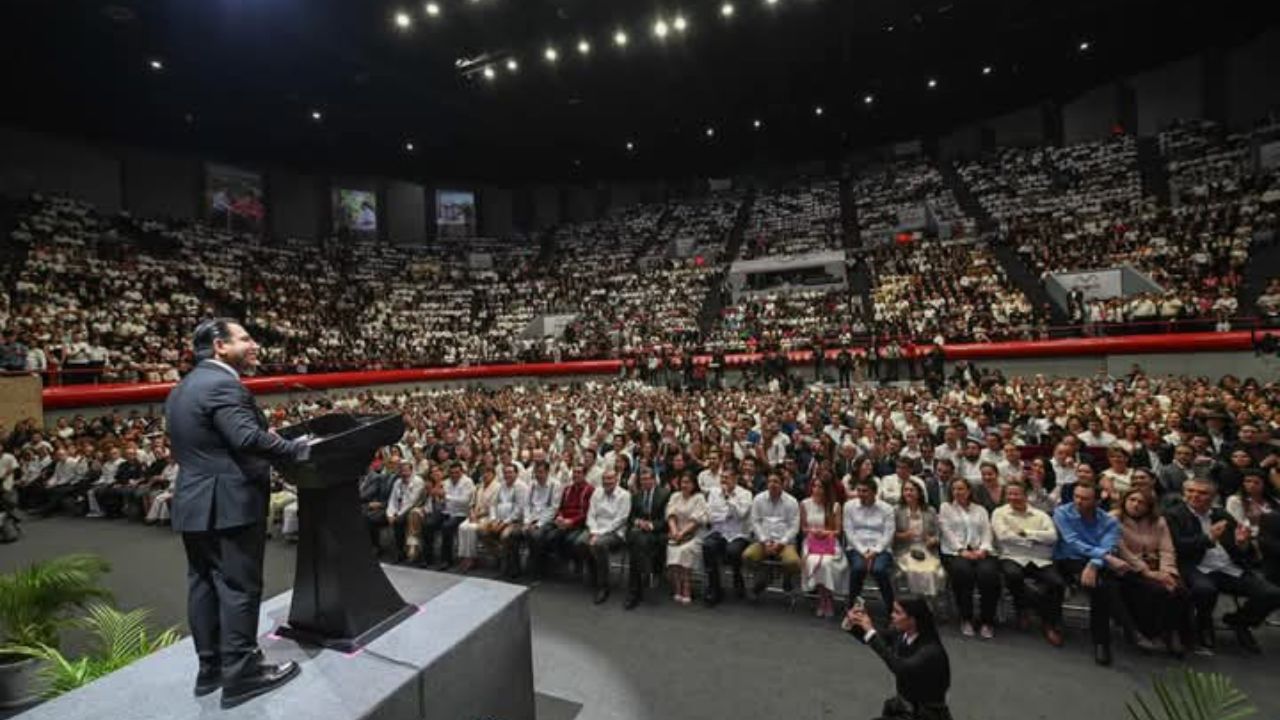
[854,626,950,708]
[1165,503,1254,572]
[165,360,309,532]
[629,485,670,536]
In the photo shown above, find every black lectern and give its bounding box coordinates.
[275,413,415,651]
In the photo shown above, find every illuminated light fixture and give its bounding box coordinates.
[310,110,323,121]
[405,141,415,151]
[506,58,519,72]
[863,94,874,104]
[721,2,735,17]
[626,141,635,151]
[577,39,591,55]
[148,58,164,71]
[752,118,762,129]
[1078,40,1090,52]
[765,0,779,5]
[394,11,412,29]
[483,65,496,80]
[814,105,824,116]
[927,78,938,89]
[614,30,629,47]
[982,65,993,75]
[653,19,669,38]
[705,126,715,138]
[544,46,558,62]
[424,2,441,17]
[673,15,688,33]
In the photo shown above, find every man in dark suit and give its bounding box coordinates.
[844,596,953,720]
[623,466,670,610]
[1166,478,1280,654]
[166,319,311,708]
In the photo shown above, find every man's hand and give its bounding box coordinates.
[1209,519,1228,543]
[588,533,599,546]
[764,540,780,556]
[1081,563,1099,589]
[845,606,872,634]
[1104,554,1129,574]
[1235,524,1252,546]
[368,501,384,512]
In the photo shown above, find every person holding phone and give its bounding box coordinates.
[843,595,954,720]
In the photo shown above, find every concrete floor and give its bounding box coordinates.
[4,516,1278,720]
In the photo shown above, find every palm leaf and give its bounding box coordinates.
[1126,669,1256,720]
[0,554,112,648]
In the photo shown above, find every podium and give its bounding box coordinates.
[275,413,416,651]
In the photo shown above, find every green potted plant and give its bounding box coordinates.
[0,554,111,708]
[4,603,179,699]
[1127,668,1256,720]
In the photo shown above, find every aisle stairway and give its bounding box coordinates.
[696,191,755,335]
[1137,136,1171,205]
[1240,240,1280,317]
[989,239,1067,323]
[939,159,996,234]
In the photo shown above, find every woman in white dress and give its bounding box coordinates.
[666,472,709,605]
[800,480,848,618]
[893,479,945,598]
[457,466,499,572]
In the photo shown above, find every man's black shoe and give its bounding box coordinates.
[220,661,300,709]
[593,588,610,605]
[1094,643,1112,666]
[703,592,721,608]
[194,669,221,697]
[623,595,640,610]
[1234,626,1262,654]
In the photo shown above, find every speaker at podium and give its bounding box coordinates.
[275,412,416,651]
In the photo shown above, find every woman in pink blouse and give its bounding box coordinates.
[1113,488,1190,657]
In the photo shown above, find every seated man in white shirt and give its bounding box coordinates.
[844,477,897,615]
[575,469,631,604]
[381,461,425,562]
[482,463,529,579]
[702,468,753,605]
[522,460,563,580]
[742,472,801,598]
[992,483,1065,646]
[1077,418,1117,449]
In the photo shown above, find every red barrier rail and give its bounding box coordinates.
[35,330,1269,410]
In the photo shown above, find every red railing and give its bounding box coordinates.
[24,328,1274,410]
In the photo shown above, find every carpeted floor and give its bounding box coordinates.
[4,516,1279,720]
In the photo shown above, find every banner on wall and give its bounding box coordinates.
[333,188,378,237]
[1053,268,1124,300]
[205,164,265,235]
[436,189,476,239]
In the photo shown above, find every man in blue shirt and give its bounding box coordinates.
[1053,483,1125,666]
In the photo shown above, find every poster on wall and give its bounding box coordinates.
[333,188,378,237]
[436,189,476,239]
[205,163,265,235]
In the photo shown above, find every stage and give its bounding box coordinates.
[16,565,536,720]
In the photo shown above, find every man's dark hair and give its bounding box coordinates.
[192,318,239,362]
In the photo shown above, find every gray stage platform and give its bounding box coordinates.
[17,566,535,720]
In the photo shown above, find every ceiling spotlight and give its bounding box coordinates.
[765,0,779,5]
[705,126,715,138]
[405,141,415,152]
[814,105,824,117]
[982,65,993,75]
[863,94,874,105]
[673,15,688,33]
[506,58,519,72]
[752,119,762,129]
[614,30,629,47]
[927,78,938,89]
[424,2,440,17]
[1078,40,1090,52]
[394,11,412,29]
[148,58,163,71]
[721,2,736,17]
[577,39,591,55]
[483,66,496,80]
[653,19,669,38]
[544,46,558,62]
[310,110,323,121]
[626,141,635,151]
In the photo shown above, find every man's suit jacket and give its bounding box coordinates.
[855,627,950,707]
[629,486,670,536]
[165,361,308,533]
[1165,502,1253,572]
